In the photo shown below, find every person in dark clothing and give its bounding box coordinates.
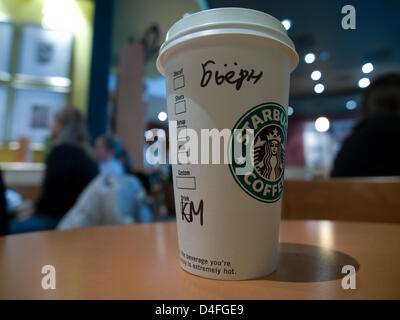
[36,144,99,219]
[0,170,9,236]
[331,74,400,177]
[9,106,98,234]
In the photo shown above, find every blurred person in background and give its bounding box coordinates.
[120,150,152,195]
[9,106,99,234]
[119,148,134,174]
[56,172,152,229]
[57,135,152,229]
[98,136,151,194]
[331,74,400,177]
[0,170,8,236]
[94,134,125,175]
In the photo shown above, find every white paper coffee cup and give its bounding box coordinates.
[157,8,298,280]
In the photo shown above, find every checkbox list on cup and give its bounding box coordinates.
[173,73,185,90]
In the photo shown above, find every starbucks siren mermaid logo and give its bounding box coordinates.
[253,126,284,182]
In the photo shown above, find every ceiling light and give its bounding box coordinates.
[281,19,292,31]
[346,100,357,110]
[314,83,325,94]
[362,63,374,74]
[358,78,370,88]
[304,53,316,64]
[315,117,330,132]
[311,70,321,81]
[158,111,167,121]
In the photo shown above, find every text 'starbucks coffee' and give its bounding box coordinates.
[230,102,288,203]
[157,8,298,280]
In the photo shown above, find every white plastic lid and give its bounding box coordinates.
[157,7,299,75]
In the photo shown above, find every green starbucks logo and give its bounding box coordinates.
[229,102,287,203]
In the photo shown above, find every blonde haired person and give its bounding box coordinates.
[10,106,99,234]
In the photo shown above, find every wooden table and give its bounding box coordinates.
[0,220,399,299]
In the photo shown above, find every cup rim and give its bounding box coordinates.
[157,7,299,75]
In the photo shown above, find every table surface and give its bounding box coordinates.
[1,220,399,299]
